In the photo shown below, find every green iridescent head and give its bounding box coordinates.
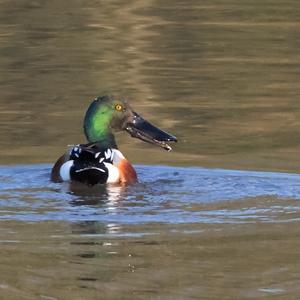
[83,95,177,150]
[83,95,130,148]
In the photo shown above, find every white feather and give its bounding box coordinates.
[75,167,106,173]
[59,160,74,181]
[105,149,112,159]
[111,149,125,165]
[104,162,120,183]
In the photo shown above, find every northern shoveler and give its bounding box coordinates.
[51,95,177,185]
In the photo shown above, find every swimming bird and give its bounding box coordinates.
[51,95,177,185]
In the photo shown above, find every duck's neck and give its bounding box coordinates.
[83,105,117,149]
[85,131,117,149]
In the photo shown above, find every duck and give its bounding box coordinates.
[51,95,177,185]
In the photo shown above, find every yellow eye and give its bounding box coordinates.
[115,104,123,111]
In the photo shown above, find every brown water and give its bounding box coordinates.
[1,0,300,299]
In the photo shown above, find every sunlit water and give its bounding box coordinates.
[1,0,300,298]
[1,165,300,299]
[1,165,300,224]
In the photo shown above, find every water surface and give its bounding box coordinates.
[1,0,300,299]
[0,0,299,171]
[1,164,300,299]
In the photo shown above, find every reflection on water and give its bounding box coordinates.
[1,164,300,298]
[1,164,300,224]
[1,0,300,299]
[1,219,300,299]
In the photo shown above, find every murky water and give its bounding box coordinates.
[1,0,300,299]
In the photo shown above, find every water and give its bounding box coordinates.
[1,164,300,224]
[1,0,300,299]
[1,165,300,299]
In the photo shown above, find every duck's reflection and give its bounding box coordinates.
[68,186,124,283]
[66,182,126,246]
[66,182,125,255]
[63,181,127,207]
[70,220,122,237]
[64,182,141,284]
[70,219,122,284]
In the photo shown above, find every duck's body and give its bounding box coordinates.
[51,142,137,184]
[51,95,176,185]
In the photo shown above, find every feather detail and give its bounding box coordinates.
[110,149,137,184]
[51,145,137,185]
[118,159,138,184]
[104,162,120,183]
[60,160,74,181]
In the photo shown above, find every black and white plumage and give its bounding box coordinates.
[53,143,121,185]
[51,95,177,185]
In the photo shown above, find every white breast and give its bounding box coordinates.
[104,162,120,183]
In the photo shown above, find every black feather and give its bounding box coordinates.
[68,143,113,185]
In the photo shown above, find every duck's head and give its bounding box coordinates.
[84,95,177,150]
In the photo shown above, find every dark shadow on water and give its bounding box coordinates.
[65,181,127,206]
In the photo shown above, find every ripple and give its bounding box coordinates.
[0,164,300,224]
